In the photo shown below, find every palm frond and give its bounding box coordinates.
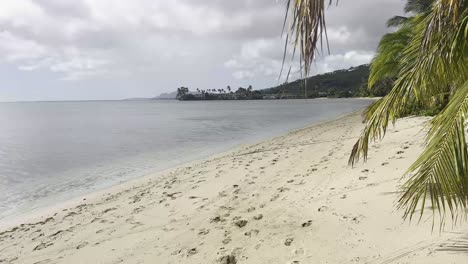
[399,79,468,226]
[351,4,468,224]
[422,0,465,49]
[283,0,334,78]
[368,24,413,88]
[405,0,435,14]
[351,6,468,164]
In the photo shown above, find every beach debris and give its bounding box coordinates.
[359,176,367,180]
[222,237,232,244]
[284,238,294,246]
[381,162,389,166]
[396,151,404,154]
[234,220,248,228]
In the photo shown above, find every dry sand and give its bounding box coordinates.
[0,111,467,264]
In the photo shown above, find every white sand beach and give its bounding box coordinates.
[0,112,466,264]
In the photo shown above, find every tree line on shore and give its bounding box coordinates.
[176,64,392,101]
[176,85,264,100]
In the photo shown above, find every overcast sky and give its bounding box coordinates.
[0,0,405,102]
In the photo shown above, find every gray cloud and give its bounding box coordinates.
[0,0,404,101]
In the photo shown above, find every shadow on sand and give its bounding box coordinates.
[436,233,468,255]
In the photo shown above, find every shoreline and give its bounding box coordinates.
[0,109,366,231]
[1,111,466,263]
[0,99,375,226]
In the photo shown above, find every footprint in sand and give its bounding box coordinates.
[246,207,256,212]
[33,242,54,251]
[301,220,312,227]
[186,248,198,257]
[76,242,88,249]
[284,238,294,246]
[198,228,210,235]
[218,254,237,264]
[294,248,305,255]
[222,237,232,244]
[270,194,280,201]
[234,220,248,228]
[244,229,260,237]
[318,206,328,212]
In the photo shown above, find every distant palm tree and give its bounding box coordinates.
[285,0,468,224]
[387,0,435,27]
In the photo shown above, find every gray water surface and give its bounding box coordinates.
[0,99,373,220]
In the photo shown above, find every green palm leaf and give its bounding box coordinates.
[284,0,468,224]
[350,3,468,224]
[399,79,468,226]
[283,0,334,77]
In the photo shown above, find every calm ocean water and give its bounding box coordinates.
[0,99,373,220]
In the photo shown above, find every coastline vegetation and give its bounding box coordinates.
[175,64,386,101]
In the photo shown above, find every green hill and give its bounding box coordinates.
[261,64,371,98]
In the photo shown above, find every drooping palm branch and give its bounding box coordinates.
[283,0,335,78]
[405,0,436,13]
[349,2,468,225]
[285,0,468,225]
